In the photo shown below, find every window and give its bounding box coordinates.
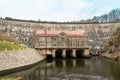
[47,42,52,47]
[52,37,57,41]
[61,42,65,47]
[76,40,79,47]
[35,43,39,47]
[41,37,45,41]
[61,37,65,47]
[61,37,64,40]
[53,42,57,47]
[70,41,72,47]
[68,40,72,47]
[40,42,45,48]
[81,41,84,46]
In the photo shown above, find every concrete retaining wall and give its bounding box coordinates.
[0,49,45,75]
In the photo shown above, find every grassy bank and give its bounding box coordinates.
[0,77,21,80]
[0,41,25,51]
[0,32,25,51]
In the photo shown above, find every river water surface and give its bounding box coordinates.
[2,57,120,80]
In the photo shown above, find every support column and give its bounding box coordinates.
[84,49,89,57]
[52,49,56,58]
[72,49,76,58]
[42,50,46,55]
[62,49,66,58]
[37,50,41,54]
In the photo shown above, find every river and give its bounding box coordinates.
[2,57,120,80]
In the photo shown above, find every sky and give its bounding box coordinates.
[0,0,120,22]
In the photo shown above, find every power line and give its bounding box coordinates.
[87,0,106,17]
[79,0,100,19]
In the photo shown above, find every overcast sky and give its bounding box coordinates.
[0,0,120,22]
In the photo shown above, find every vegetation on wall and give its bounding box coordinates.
[107,27,120,46]
[0,32,19,43]
[0,41,24,51]
[0,32,25,51]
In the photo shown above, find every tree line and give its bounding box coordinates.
[83,8,120,23]
[1,8,120,24]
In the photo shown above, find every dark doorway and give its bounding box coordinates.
[46,54,52,59]
[76,49,84,58]
[66,49,73,58]
[55,49,63,58]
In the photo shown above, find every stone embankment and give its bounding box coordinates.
[0,49,45,74]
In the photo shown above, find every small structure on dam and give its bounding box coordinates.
[34,30,89,58]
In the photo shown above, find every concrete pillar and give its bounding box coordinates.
[52,49,56,58]
[42,50,47,56]
[39,50,42,54]
[37,50,41,54]
[72,49,76,58]
[62,49,66,58]
[84,49,89,57]
[42,50,44,55]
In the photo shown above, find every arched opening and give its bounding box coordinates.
[76,49,84,58]
[66,49,73,58]
[55,49,63,58]
[46,54,52,59]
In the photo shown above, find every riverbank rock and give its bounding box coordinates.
[101,51,120,62]
[101,27,120,62]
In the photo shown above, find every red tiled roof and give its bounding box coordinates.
[35,30,87,37]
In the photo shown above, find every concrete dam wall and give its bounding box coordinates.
[0,20,120,47]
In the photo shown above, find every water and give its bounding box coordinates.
[2,57,120,80]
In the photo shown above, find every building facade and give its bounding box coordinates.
[35,30,89,58]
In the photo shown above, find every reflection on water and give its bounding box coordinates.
[2,57,120,80]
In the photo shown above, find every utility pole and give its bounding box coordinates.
[45,28,47,56]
